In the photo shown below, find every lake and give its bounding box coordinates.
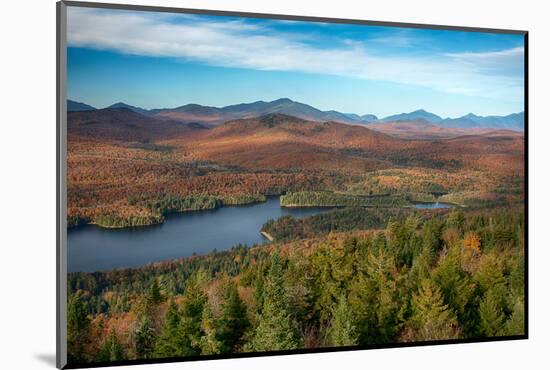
[68,197,330,273]
[413,201,453,209]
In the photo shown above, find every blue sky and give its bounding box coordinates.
[67,7,525,118]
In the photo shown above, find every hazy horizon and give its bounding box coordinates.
[67,96,524,120]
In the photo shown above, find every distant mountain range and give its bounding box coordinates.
[381,109,524,131]
[381,109,443,124]
[67,100,96,112]
[67,98,524,131]
[106,102,151,116]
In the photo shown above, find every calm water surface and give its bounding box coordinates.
[68,197,329,273]
[413,202,453,209]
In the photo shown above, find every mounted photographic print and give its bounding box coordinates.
[56,1,528,368]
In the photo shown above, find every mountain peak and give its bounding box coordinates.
[107,102,150,115]
[272,98,294,104]
[108,102,136,109]
[67,99,96,112]
[464,113,480,119]
[382,109,442,123]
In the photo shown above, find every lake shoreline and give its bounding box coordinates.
[68,196,332,272]
[280,204,344,208]
[72,196,273,231]
[74,198,464,231]
[260,231,274,241]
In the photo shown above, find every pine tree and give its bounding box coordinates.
[311,244,343,325]
[385,215,422,267]
[475,253,508,308]
[148,278,164,305]
[67,292,91,363]
[97,328,125,362]
[421,219,444,264]
[432,245,476,335]
[178,279,208,354]
[246,254,303,351]
[199,303,223,355]
[348,246,400,345]
[217,280,250,353]
[134,316,156,359]
[447,210,465,232]
[326,294,358,346]
[504,297,525,336]
[410,280,460,341]
[508,253,525,297]
[154,300,194,358]
[478,289,505,337]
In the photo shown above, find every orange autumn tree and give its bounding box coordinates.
[462,232,481,273]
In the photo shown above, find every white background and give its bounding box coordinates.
[1,0,547,368]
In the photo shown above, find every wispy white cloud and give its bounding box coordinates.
[67,7,524,102]
[367,29,418,48]
[446,47,524,76]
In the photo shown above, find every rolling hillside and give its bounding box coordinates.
[174,113,523,175]
[66,108,524,232]
[67,108,524,175]
[177,114,403,172]
[68,108,205,142]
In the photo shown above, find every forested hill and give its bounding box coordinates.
[67,207,525,365]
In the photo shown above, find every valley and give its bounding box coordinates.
[66,100,525,364]
[67,106,524,230]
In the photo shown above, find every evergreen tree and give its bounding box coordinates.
[348,246,401,345]
[148,278,164,305]
[447,210,465,232]
[134,316,156,359]
[154,300,194,358]
[311,244,345,324]
[504,297,525,336]
[252,273,265,316]
[246,254,303,351]
[199,303,223,355]
[217,280,250,353]
[386,216,421,267]
[432,245,477,335]
[97,328,125,362]
[283,255,316,325]
[475,253,508,309]
[178,279,208,354]
[478,289,505,337]
[67,292,91,363]
[410,280,460,341]
[408,250,430,284]
[421,219,444,264]
[326,294,358,346]
[508,253,525,297]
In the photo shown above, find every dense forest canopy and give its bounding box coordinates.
[67,208,524,364]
